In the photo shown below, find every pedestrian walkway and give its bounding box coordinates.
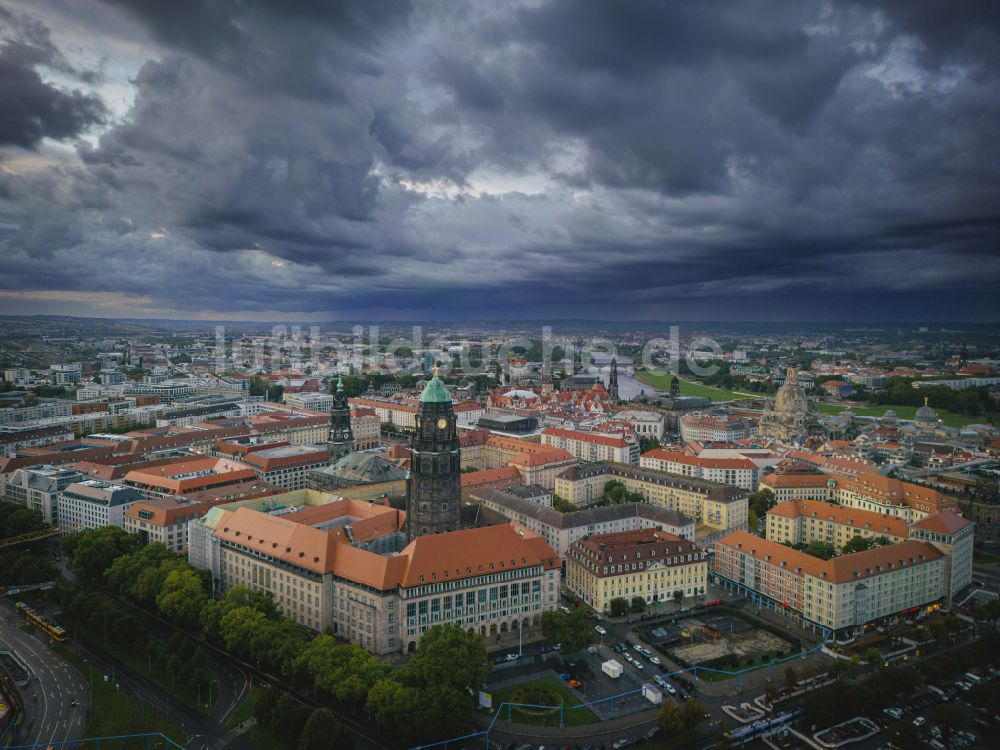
[472,704,659,744]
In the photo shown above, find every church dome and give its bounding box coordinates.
[419,370,452,403]
[914,398,937,427]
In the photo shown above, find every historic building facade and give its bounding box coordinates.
[329,375,354,460]
[406,370,462,539]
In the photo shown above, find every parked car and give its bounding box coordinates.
[648,656,661,666]
[595,625,607,635]
[613,642,626,654]
[913,716,926,727]
[884,707,903,720]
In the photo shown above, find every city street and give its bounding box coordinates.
[0,600,88,748]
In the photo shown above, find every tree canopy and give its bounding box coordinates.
[540,606,593,654]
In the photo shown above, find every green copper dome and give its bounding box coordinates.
[419,371,451,403]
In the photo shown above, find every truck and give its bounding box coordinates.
[602,659,623,679]
[642,683,664,705]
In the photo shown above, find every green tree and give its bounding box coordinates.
[639,436,662,453]
[552,494,577,513]
[156,566,209,626]
[540,606,593,654]
[272,694,310,744]
[842,535,876,554]
[298,708,353,750]
[802,540,837,560]
[680,698,706,730]
[68,526,140,581]
[864,647,882,665]
[406,624,490,695]
[105,543,176,603]
[630,596,647,614]
[657,701,685,733]
[609,597,630,617]
[366,677,419,736]
[219,606,268,657]
[296,635,388,708]
[253,688,280,728]
[748,488,775,521]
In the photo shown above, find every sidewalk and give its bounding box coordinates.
[473,704,660,743]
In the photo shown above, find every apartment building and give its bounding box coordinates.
[566,528,708,612]
[59,480,143,532]
[714,531,945,638]
[554,462,748,537]
[194,502,559,655]
[614,410,666,442]
[766,499,910,548]
[123,456,258,499]
[542,427,638,465]
[679,414,756,442]
[908,511,975,603]
[835,472,961,522]
[284,391,334,413]
[759,471,836,503]
[5,466,84,525]
[348,396,419,429]
[350,408,381,450]
[242,444,330,490]
[472,488,694,556]
[641,449,761,491]
[124,497,209,553]
[0,426,75,458]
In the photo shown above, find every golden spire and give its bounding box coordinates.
[433,363,439,377]
[924,396,929,406]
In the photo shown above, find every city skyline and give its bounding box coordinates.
[1,1,999,322]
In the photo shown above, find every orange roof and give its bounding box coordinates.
[543,427,628,448]
[761,473,832,488]
[767,499,909,538]
[508,447,574,467]
[642,449,757,470]
[717,530,942,583]
[460,466,521,487]
[841,471,960,514]
[124,457,257,493]
[215,506,341,575]
[125,497,206,527]
[397,523,558,588]
[910,511,973,535]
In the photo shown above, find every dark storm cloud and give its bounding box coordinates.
[0,40,106,148]
[0,0,998,320]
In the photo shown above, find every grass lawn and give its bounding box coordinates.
[66,617,219,715]
[491,675,599,726]
[816,402,999,428]
[635,371,753,402]
[50,642,187,750]
[224,687,288,750]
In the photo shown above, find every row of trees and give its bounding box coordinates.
[61,528,491,745]
[254,691,354,750]
[871,377,994,417]
[601,480,645,506]
[0,502,57,584]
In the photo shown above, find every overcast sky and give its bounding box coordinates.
[1,0,998,322]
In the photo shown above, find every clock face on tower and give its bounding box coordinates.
[436,417,448,430]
